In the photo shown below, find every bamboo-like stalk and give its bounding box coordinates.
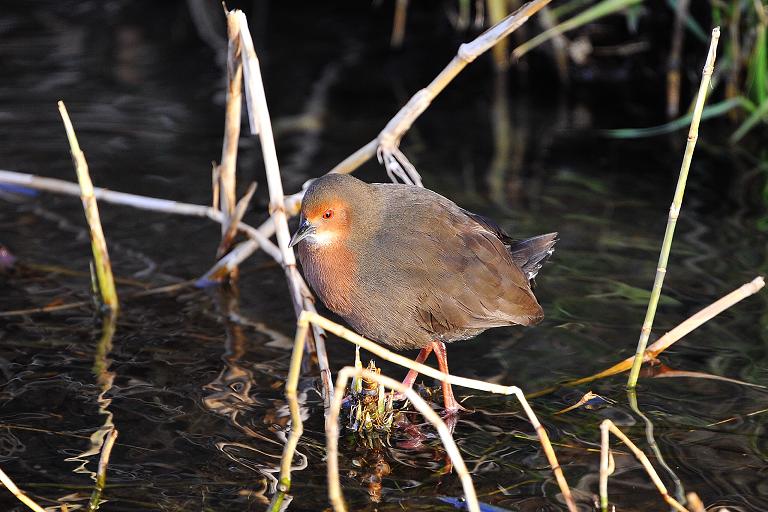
[627,27,721,389]
[57,102,118,311]
[529,276,765,397]
[270,311,578,512]
[599,421,610,512]
[327,367,479,512]
[0,169,283,265]
[0,466,46,512]
[600,420,690,512]
[218,10,243,227]
[329,0,552,177]
[234,10,333,406]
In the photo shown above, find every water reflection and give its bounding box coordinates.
[201,283,307,504]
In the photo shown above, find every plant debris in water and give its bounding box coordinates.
[345,349,397,444]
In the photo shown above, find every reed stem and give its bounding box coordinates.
[0,169,282,264]
[234,9,333,406]
[329,0,552,177]
[599,421,610,512]
[0,466,46,512]
[218,10,243,228]
[327,367,480,512]
[600,420,690,512]
[530,276,765,397]
[273,311,578,512]
[57,101,118,312]
[627,27,720,389]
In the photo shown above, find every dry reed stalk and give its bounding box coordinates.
[270,311,578,512]
[206,0,551,273]
[600,420,690,512]
[201,191,303,280]
[218,10,243,226]
[530,276,765,396]
[598,421,611,512]
[234,10,333,405]
[327,367,479,512]
[57,102,118,311]
[216,181,256,258]
[666,0,690,118]
[686,492,706,512]
[0,169,283,264]
[627,27,721,388]
[0,466,46,512]
[329,0,552,178]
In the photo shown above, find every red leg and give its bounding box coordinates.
[395,345,433,400]
[432,341,468,414]
[401,345,433,389]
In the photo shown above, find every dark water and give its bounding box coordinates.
[1,2,767,511]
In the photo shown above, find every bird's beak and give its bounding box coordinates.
[289,218,316,247]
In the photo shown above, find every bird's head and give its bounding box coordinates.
[289,174,372,248]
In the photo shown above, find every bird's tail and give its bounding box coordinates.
[508,232,558,283]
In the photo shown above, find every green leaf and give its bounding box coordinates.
[513,0,643,60]
[601,97,750,138]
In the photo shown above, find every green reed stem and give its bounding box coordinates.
[627,27,720,389]
[267,320,308,511]
[58,101,119,312]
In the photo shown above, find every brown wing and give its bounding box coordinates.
[368,185,544,343]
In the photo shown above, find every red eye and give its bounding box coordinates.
[323,209,333,219]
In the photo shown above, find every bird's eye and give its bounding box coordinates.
[323,209,333,220]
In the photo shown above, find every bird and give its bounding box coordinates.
[289,173,556,414]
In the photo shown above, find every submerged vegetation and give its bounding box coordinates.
[0,1,767,511]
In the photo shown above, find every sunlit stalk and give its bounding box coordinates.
[327,367,479,512]
[58,101,119,312]
[330,0,552,178]
[627,27,720,389]
[0,466,46,512]
[528,276,765,398]
[235,9,333,406]
[267,320,309,511]
[599,421,610,512]
[218,9,243,232]
[600,420,690,512]
[273,311,579,512]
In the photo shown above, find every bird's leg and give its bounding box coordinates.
[394,345,433,401]
[432,341,469,414]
